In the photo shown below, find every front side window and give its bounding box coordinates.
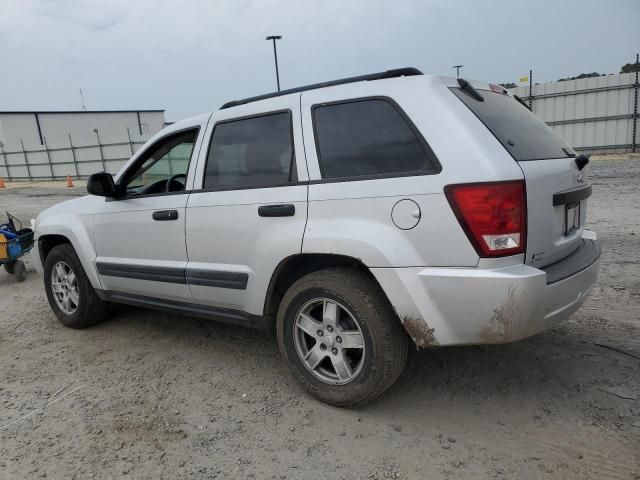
[124,129,198,195]
[313,99,440,179]
[203,112,295,190]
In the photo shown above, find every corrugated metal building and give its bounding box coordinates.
[0,110,165,151]
[509,73,638,154]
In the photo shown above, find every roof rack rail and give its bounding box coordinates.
[219,67,423,110]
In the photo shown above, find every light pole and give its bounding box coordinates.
[266,35,282,91]
[452,65,463,77]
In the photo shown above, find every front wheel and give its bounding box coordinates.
[44,244,108,328]
[277,268,408,407]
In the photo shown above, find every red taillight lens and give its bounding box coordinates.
[445,181,526,257]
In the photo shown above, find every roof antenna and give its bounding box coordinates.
[79,88,87,111]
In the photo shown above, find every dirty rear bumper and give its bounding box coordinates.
[371,234,600,347]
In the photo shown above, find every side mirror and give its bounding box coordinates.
[87,172,119,197]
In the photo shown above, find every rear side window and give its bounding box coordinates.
[312,98,440,179]
[451,88,575,161]
[203,111,295,190]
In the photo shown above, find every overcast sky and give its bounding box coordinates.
[1,0,638,121]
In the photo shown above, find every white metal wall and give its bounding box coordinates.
[0,114,41,148]
[0,111,165,151]
[0,110,171,180]
[509,73,638,154]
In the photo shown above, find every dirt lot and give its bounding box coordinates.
[1,158,639,480]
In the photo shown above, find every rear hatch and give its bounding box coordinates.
[451,82,590,268]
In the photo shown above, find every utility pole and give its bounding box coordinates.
[452,65,463,77]
[266,35,282,91]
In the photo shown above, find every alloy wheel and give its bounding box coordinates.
[51,261,79,315]
[293,298,366,385]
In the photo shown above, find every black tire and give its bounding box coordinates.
[43,243,108,328]
[13,260,26,282]
[4,261,15,275]
[276,267,408,407]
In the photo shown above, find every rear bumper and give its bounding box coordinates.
[371,232,600,347]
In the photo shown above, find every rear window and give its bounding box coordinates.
[451,88,575,161]
[312,98,440,179]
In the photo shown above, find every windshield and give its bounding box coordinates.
[451,87,576,161]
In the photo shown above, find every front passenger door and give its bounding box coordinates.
[93,125,205,302]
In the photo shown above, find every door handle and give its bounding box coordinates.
[152,209,179,221]
[258,204,295,217]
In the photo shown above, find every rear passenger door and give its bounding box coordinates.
[185,97,308,318]
[300,88,476,268]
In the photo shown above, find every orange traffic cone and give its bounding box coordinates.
[66,175,74,187]
[0,177,5,188]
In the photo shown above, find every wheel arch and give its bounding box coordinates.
[38,234,72,264]
[36,216,102,290]
[263,253,396,322]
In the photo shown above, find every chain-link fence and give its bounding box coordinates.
[0,130,151,181]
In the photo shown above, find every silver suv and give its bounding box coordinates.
[32,68,600,406]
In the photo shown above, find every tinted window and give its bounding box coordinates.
[313,99,439,179]
[451,88,575,161]
[204,112,295,189]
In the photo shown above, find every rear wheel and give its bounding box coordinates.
[13,260,26,282]
[277,268,408,407]
[44,244,108,328]
[4,261,15,275]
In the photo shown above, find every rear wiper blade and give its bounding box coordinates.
[513,94,531,111]
[562,147,576,158]
[457,78,484,102]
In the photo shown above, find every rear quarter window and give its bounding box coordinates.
[451,88,575,161]
[312,98,440,179]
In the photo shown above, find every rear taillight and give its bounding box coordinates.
[445,180,526,257]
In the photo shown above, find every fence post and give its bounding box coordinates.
[632,53,638,153]
[127,127,135,156]
[95,130,107,173]
[0,144,10,181]
[43,137,55,180]
[529,69,533,110]
[20,139,32,181]
[69,133,80,179]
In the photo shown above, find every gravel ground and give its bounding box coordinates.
[0,158,639,479]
